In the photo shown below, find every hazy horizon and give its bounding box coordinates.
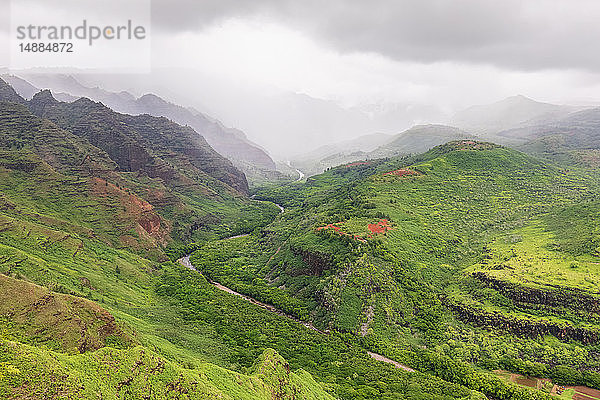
[3,0,600,158]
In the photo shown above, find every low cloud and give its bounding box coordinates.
[151,0,600,72]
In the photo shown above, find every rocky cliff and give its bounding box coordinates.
[28,90,249,194]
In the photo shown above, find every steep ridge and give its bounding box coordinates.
[0,101,117,175]
[0,77,277,254]
[134,93,277,171]
[0,78,26,105]
[245,140,600,398]
[4,74,278,176]
[27,89,249,194]
[370,124,475,157]
[0,106,172,252]
[0,78,335,399]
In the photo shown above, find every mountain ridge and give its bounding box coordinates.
[452,94,586,135]
[26,88,250,195]
[2,74,278,178]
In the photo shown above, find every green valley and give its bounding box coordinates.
[2,74,600,400]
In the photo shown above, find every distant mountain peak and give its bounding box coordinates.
[0,77,26,104]
[500,94,544,105]
[508,94,531,100]
[407,123,464,131]
[72,96,102,107]
[29,90,60,115]
[31,89,57,102]
[137,93,165,105]
[452,94,578,135]
[369,123,474,159]
[13,74,277,176]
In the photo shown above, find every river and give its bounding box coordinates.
[177,201,414,373]
[286,160,305,182]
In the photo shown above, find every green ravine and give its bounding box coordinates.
[2,75,600,400]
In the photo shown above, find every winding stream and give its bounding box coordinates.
[178,253,326,334]
[286,160,305,182]
[177,201,414,372]
[294,168,305,182]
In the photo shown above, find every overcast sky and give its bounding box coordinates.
[2,0,600,156]
[147,0,600,104]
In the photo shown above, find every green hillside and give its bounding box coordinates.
[3,69,600,400]
[238,140,600,398]
[1,342,335,400]
[370,124,474,158]
[0,78,333,399]
[0,79,281,257]
[28,90,249,194]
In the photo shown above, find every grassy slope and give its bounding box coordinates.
[0,81,488,400]
[0,84,333,398]
[0,153,483,399]
[0,275,134,354]
[251,142,597,330]
[0,100,281,257]
[465,220,600,293]
[157,264,482,400]
[3,73,597,399]
[1,136,575,399]
[0,202,480,399]
[229,141,600,397]
[0,342,334,400]
[0,147,324,398]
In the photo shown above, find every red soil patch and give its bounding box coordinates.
[317,223,343,232]
[383,169,420,177]
[353,235,367,243]
[317,219,391,242]
[368,219,391,235]
[455,140,478,150]
[368,223,385,234]
[345,161,370,168]
[91,177,153,213]
[138,214,162,235]
[90,177,170,244]
[316,223,367,243]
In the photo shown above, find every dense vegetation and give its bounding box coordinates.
[2,73,600,400]
[246,141,600,398]
[0,79,336,399]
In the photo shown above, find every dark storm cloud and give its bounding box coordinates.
[151,0,600,72]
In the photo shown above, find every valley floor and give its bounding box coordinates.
[178,253,416,372]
